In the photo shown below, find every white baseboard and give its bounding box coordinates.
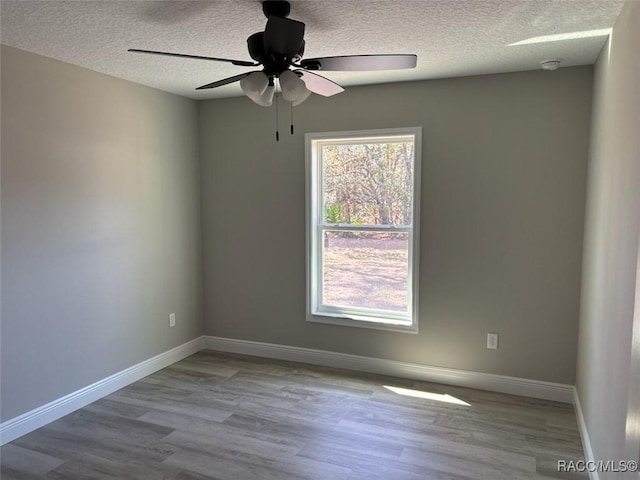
[573,387,599,480]
[0,337,203,446]
[202,336,574,403]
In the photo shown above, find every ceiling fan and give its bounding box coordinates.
[129,0,417,107]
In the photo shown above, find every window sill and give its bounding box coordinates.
[306,312,419,334]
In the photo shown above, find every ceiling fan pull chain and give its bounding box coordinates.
[290,101,294,135]
[275,92,280,141]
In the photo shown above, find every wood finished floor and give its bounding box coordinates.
[1,351,587,480]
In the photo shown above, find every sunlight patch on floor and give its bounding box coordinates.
[384,385,471,406]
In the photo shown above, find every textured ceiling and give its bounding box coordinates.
[0,0,625,100]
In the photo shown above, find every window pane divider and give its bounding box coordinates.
[319,224,411,232]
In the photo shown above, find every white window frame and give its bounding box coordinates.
[305,127,421,333]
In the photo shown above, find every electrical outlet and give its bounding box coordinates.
[487,332,499,350]
[169,313,176,328]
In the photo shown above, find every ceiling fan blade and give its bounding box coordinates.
[196,73,253,90]
[300,54,417,71]
[263,16,305,59]
[128,49,259,67]
[295,70,344,97]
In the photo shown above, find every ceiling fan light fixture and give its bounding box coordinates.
[279,70,310,104]
[253,84,275,107]
[240,71,269,101]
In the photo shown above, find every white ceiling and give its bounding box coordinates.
[0,0,624,100]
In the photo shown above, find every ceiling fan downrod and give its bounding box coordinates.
[262,1,291,19]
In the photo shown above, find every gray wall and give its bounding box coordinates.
[1,46,203,422]
[199,66,592,384]
[576,0,640,472]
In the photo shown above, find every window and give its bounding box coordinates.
[306,128,421,333]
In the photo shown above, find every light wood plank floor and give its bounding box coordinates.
[1,351,587,479]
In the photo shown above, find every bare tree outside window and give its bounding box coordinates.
[322,142,414,226]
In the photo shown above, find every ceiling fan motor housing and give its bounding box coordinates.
[247,32,305,76]
[247,32,266,63]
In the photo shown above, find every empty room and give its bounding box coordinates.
[1,0,639,479]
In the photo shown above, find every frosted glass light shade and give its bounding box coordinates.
[280,70,310,105]
[240,72,269,102]
[254,85,275,107]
